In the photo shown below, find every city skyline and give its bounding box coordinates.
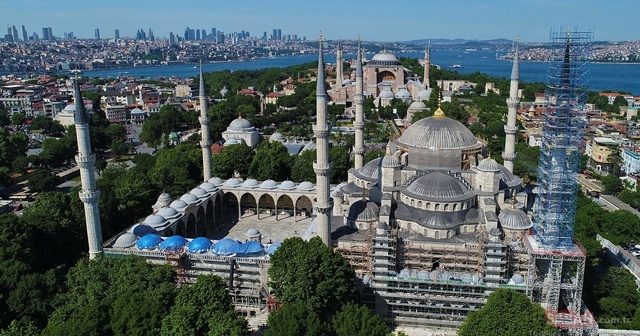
[2,0,638,42]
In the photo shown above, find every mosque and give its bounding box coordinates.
[84,39,562,332]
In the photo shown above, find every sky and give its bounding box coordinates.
[2,0,637,42]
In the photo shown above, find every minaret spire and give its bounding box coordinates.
[199,60,212,181]
[335,40,343,92]
[503,37,520,172]
[313,32,333,246]
[353,37,365,169]
[424,41,431,88]
[72,71,103,259]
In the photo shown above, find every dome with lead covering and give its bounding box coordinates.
[369,51,401,66]
[347,200,380,222]
[190,187,208,198]
[260,180,278,189]
[113,232,138,248]
[378,90,395,99]
[408,101,427,110]
[297,181,315,191]
[270,133,285,141]
[404,172,473,201]
[242,179,259,188]
[143,214,167,228]
[382,152,400,167]
[224,178,242,187]
[199,182,217,192]
[209,177,223,186]
[246,228,261,237]
[157,207,180,219]
[130,224,156,237]
[278,180,296,190]
[180,193,199,204]
[398,115,479,150]
[499,207,532,230]
[477,157,501,172]
[418,89,432,100]
[170,200,188,210]
[228,117,254,131]
[396,88,411,99]
[354,158,381,182]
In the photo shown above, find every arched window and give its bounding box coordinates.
[427,202,431,210]
[444,204,449,211]
[417,201,423,208]
[435,204,440,211]
[463,226,468,233]
[453,204,458,211]
[435,231,440,239]
[411,199,415,206]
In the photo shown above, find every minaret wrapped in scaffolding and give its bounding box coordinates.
[353,39,365,170]
[73,73,103,259]
[503,39,520,173]
[199,61,212,181]
[525,29,597,335]
[313,33,333,246]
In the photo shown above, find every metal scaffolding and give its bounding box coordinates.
[533,28,592,250]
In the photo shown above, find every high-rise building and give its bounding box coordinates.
[201,29,206,40]
[272,29,277,41]
[262,31,267,41]
[21,25,27,43]
[114,29,120,39]
[12,25,19,42]
[42,27,53,40]
[277,29,282,40]
[5,27,13,42]
[196,29,200,41]
[94,28,100,39]
[169,32,176,45]
[211,28,216,42]
[148,28,154,41]
[184,27,195,41]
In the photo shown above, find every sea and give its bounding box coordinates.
[83,49,640,95]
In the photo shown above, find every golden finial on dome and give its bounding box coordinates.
[510,195,517,210]
[433,94,445,118]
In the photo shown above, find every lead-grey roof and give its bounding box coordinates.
[477,157,501,172]
[499,166,522,188]
[498,208,533,230]
[397,116,479,150]
[353,158,381,182]
[403,172,474,202]
[347,200,380,222]
[395,203,471,229]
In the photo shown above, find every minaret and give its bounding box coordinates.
[424,41,431,89]
[72,72,103,259]
[503,39,520,173]
[353,38,365,169]
[335,40,343,90]
[313,33,333,246]
[199,61,212,181]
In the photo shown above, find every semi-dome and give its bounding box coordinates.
[136,234,163,250]
[378,90,395,99]
[160,235,188,252]
[130,223,156,237]
[499,207,533,230]
[368,51,401,66]
[224,178,242,187]
[169,199,188,210]
[279,180,296,190]
[477,157,501,172]
[242,179,259,188]
[354,158,381,182]
[157,207,180,219]
[347,200,380,222]
[297,181,315,191]
[209,177,223,186]
[199,182,218,192]
[180,193,199,203]
[424,212,456,228]
[113,232,138,248]
[404,172,473,201]
[398,115,479,150]
[228,117,254,131]
[188,237,212,253]
[260,179,278,189]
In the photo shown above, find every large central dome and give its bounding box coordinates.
[368,51,401,66]
[398,115,478,150]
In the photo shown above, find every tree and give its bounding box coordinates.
[330,146,351,184]
[331,303,389,336]
[265,303,328,336]
[39,137,74,168]
[291,149,316,183]
[26,169,62,192]
[149,143,202,197]
[224,144,255,177]
[513,144,540,182]
[458,289,555,336]
[45,256,177,336]
[249,141,293,181]
[161,275,249,336]
[10,113,25,126]
[268,237,357,320]
[94,158,107,175]
[601,174,623,195]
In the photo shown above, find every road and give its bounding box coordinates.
[574,174,603,192]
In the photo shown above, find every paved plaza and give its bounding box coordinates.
[209,212,316,244]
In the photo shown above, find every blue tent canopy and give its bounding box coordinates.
[266,242,282,255]
[213,238,241,255]
[160,235,187,252]
[137,234,163,250]
[235,241,265,257]
[188,237,212,253]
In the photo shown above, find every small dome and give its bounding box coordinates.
[159,235,188,252]
[228,117,254,131]
[224,178,242,187]
[266,242,282,255]
[396,88,411,99]
[499,207,533,230]
[136,234,163,250]
[477,157,501,172]
[199,182,218,192]
[398,115,479,150]
[143,214,167,227]
[190,187,208,197]
[212,238,241,255]
[246,228,261,237]
[63,104,76,112]
[279,180,296,190]
[354,158,381,182]
[130,223,156,237]
[347,200,380,222]
[405,172,473,201]
[237,241,264,257]
[297,181,315,191]
[382,152,400,167]
[209,177,223,186]
[113,232,138,248]
[180,193,199,204]
[378,90,395,99]
[269,132,285,141]
[418,89,432,100]
[157,192,172,203]
[408,101,427,111]
[157,207,180,219]
[242,179,259,188]
[489,227,502,237]
[369,51,401,66]
[510,274,525,285]
[170,199,188,210]
[260,179,278,189]
[188,237,212,254]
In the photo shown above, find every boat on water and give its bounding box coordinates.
[449,64,463,68]
[465,48,477,52]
